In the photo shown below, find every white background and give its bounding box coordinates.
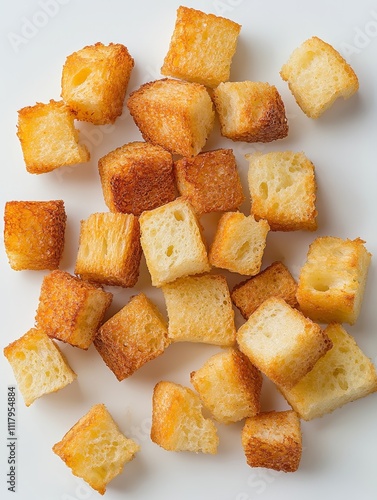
[1,1,377,499]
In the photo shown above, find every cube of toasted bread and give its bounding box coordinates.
[280,36,359,118]
[17,100,89,174]
[4,200,66,271]
[190,348,262,423]
[296,237,371,324]
[246,151,317,231]
[139,198,210,287]
[61,42,134,124]
[127,78,215,156]
[241,410,302,472]
[98,141,176,216]
[4,328,76,406]
[94,293,170,380]
[53,403,140,495]
[162,274,236,346]
[213,81,288,142]
[231,261,298,319]
[209,212,270,276]
[161,6,241,88]
[237,297,332,388]
[151,381,219,454]
[280,324,377,420]
[174,148,245,215]
[35,270,112,349]
[75,212,142,288]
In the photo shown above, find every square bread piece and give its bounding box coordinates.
[190,348,262,423]
[246,151,317,231]
[237,297,332,388]
[98,141,176,216]
[75,212,142,288]
[280,36,359,118]
[280,324,377,421]
[151,381,219,454]
[17,100,89,174]
[161,6,241,88]
[241,410,302,472]
[4,200,66,271]
[213,81,288,142]
[139,198,210,287]
[4,328,76,406]
[94,293,170,381]
[209,212,270,276]
[35,270,112,350]
[127,78,215,157]
[296,236,371,324]
[231,261,298,319]
[53,404,140,495]
[174,148,245,215]
[162,274,236,346]
[61,42,134,125]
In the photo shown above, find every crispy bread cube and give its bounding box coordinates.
[280,36,359,118]
[98,141,176,216]
[127,78,215,157]
[296,237,371,324]
[53,404,140,495]
[162,274,236,346]
[161,6,241,88]
[75,212,142,288]
[241,410,302,472]
[139,198,210,287]
[4,328,76,406]
[237,297,332,388]
[246,151,317,231]
[151,381,219,454]
[280,324,377,420]
[35,270,112,350]
[4,200,66,271]
[17,100,89,174]
[231,261,298,319]
[61,42,134,124]
[209,212,270,276]
[190,348,262,423]
[213,81,288,142]
[94,293,170,380]
[174,148,245,215]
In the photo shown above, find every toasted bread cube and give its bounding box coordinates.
[35,270,112,350]
[280,36,359,118]
[161,6,241,88]
[127,78,215,157]
[4,328,76,406]
[98,141,176,216]
[139,198,210,287]
[61,42,134,124]
[241,410,302,472]
[232,261,298,319]
[209,212,270,276]
[75,212,142,288]
[17,100,89,174]
[297,237,371,324]
[213,81,288,142]
[174,148,244,215]
[151,381,219,454]
[191,348,262,423]
[162,274,236,346]
[53,404,140,495]
[246,151,317,231]
[280,324,377,420]
[237,297,332,388]
[4,200,66,271]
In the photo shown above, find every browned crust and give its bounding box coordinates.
[232,349,263,411]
